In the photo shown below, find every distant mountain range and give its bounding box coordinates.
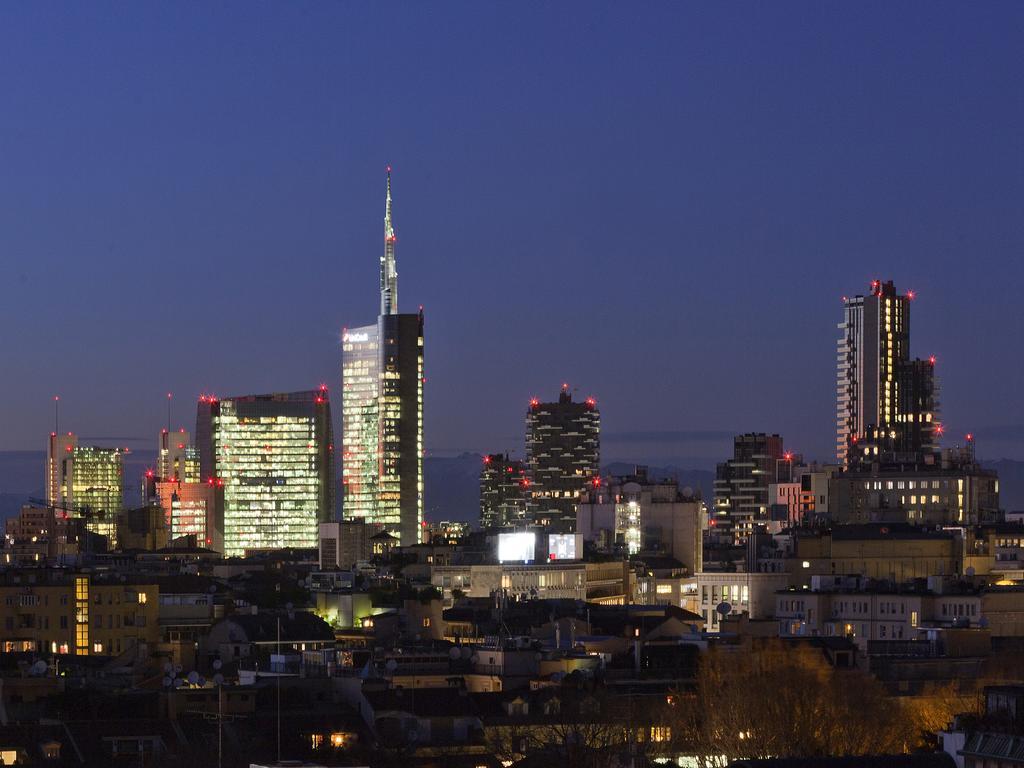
[1,451,1020,526]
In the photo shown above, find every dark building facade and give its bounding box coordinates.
[196,389,334,556]
[375,310,424,546]
[479,453,529,530]
[525,386,600,532]
[712,433,785,544]
[829,443,999,527]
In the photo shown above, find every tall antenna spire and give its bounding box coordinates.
[380,165,398,315]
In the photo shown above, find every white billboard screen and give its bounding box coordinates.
[497,532,536,563]
[548,534,578,561]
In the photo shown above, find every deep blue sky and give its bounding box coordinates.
[1,3,1022,466]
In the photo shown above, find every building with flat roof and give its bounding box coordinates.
[46,432,124,547]
[712,433,786,544]
[156,479,224,552]
[828,445,999,527]
[196,389,334,557]
[158,428,199,483]
[577,467,703,573]
[480,453,530,530]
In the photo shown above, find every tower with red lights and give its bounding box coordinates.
[341,168,424,545]
[195,389,334,556]
[836,280,939,465]
[524,385,600,532]
[479,453,530,530]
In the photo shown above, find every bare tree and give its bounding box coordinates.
[668,640,920,766]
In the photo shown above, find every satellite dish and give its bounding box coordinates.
[174,663,183,674]
[213,673,225,686]
[187,671,200,685]
[30,660,48,676]
[163,662,173,674]
[385,659,398,672]
[966,566,976,577]
[198,676,206,687]
[212,659,223,670]
[716,602,732,617]
[448,647,460,660]
[162,677,173,688]
[470,654,480,664]
[682,486,694,498]
[173,678,184,688]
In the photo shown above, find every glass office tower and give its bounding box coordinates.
[341,169,424,545]
[341,324,380,522]
[196,389,334,557]
[47,433,124,547]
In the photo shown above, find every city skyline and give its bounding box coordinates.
[1,3,1022,467]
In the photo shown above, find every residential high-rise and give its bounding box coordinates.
[341,169,424,545]
[836,280,939,464]
[712,433,785,544]
[525,385,600,532]
[196,389,334,557]
[479,453,530,530]
[46,433,124,546]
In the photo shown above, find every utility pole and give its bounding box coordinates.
[277,617,282,764]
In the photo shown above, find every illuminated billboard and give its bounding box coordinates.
[497,532,536,563]
[548,533,579,561]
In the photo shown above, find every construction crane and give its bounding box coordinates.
[27,497,107,522]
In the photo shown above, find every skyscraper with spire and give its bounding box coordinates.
[342,168,424,545]
[380,166,398,315]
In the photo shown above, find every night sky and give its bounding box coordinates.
[1,3,1022,466]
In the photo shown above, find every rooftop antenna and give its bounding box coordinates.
[166,392,173,434]
[53,395,60,435]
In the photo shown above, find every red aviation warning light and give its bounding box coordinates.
[907,290,916,300]
[483,455,491,465]
[529,397,539,408]
[929,355,936,365]
[966,433,974,442]
[585,397,596,408]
